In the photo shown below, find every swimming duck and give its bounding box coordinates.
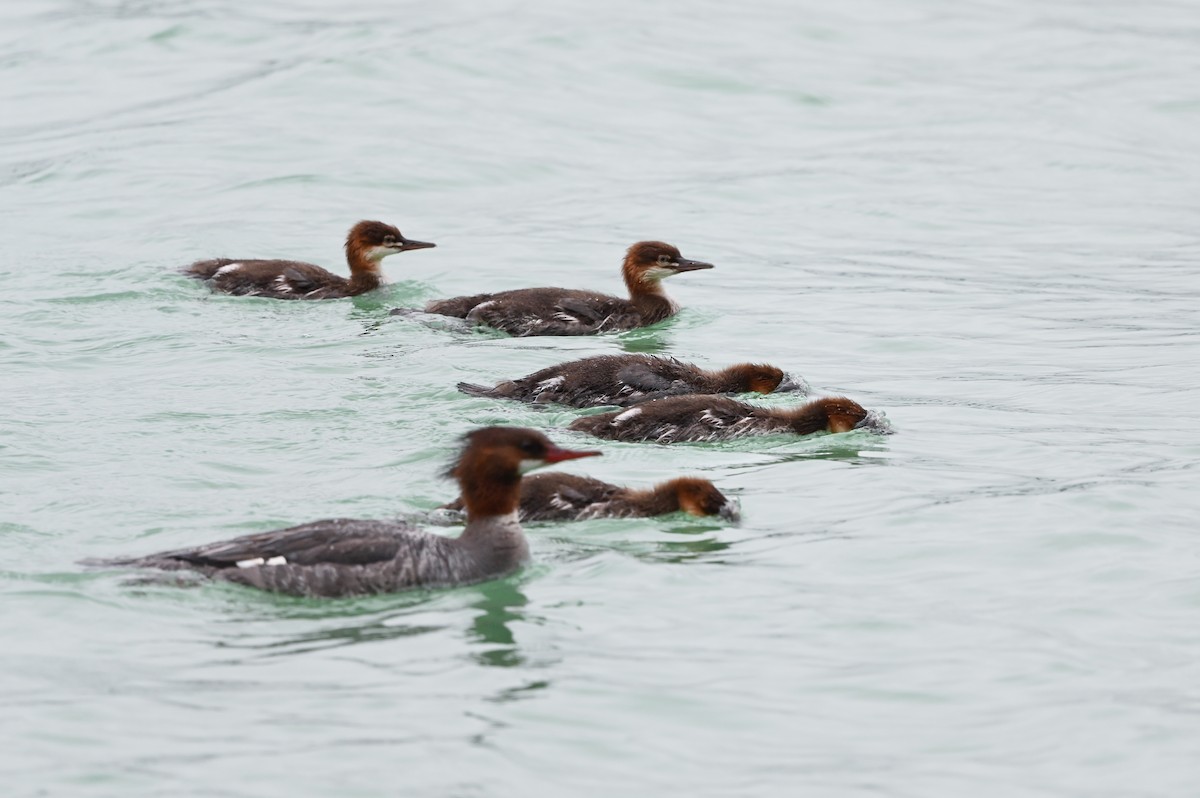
[442,472,739,521]
[403,241,712,335]
[568,395,886,444]
[184,220,435,299]
[458,353,807,408]
[86,428,600,597]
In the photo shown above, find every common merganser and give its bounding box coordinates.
[568,395,888,444]
[458,354,807,408]
[183,220,435,299]
[403,241,712,336]
[441,472,739,521]
[85,428,600,597]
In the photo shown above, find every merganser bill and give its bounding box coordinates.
[442,472,739,522]
[183,220,435,299]
[86,428,600,597]
[568,395,889,444]
[404,241,713,336]
[458,354,808,408]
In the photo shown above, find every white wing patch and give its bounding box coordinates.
[464,301,498,325]
[536,376,566,393]
[272,274,295,294]
[613,407,642,424]
[700,410,726,427]
[653,424,679,443]
[215,262,243,276]
[235,555,287,568]
[553,312,581,324]
[549,494,577,512]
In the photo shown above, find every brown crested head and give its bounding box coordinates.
[814,397,869,433]
[661,477,739,521]
[622,241,714,291]
[722,363,787,394]
[450,427,601,517]
[345,220,436,267]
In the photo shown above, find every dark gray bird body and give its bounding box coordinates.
[86,428,600,598]
[442,471,738,522]
[458,354,805,408]
[183,220,434,300]
[568,395,882,444]
[409,241,713,336]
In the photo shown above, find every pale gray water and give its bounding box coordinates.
[3,1,1200,795]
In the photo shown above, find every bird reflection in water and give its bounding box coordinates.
[210,576,534,664]
[468,578,530,669]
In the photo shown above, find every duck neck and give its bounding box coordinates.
[345,244,385,294]
[702,367,742,393]
[645,484,683,514]
[782,403,832,435]
[459,509,529,563]
[614,484,677,515]
[624,275,677,323]
[457,467,527,553]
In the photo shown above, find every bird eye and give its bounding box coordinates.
[519,440,542,456]
[383,235,396,245]
[657,255,672,266]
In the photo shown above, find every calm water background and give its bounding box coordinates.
[3,0,1199,795]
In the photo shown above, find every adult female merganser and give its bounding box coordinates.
[442,472,739,521]
[87,428,600,597]
[458,354,808,408]
[407,241,713,336]
[568,395,888,444]
[183,220,435,299]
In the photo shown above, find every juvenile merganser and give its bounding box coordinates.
[86,428,600,597]
[458,354,808,408]
[441,472,739,522]
[404,241,713,336]
[183,220,435,299]
[568,395,888,444]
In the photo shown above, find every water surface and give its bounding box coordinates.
[3,1,1200,795]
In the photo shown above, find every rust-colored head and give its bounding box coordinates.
[723,363,788,394]
[450,427,601,517]
[661,477,739,521]
[622,241,714,291]
[817,397,870,433]
[345,220,436,268]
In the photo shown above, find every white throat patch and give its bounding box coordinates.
[365,245,396,261]
[641,265,676,282]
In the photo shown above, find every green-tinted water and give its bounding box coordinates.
[3,1,1200,795]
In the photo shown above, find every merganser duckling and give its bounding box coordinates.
[458,354,808,408]
[86,428,600,598]
[442,472,739,522]
[568,395,888,444]
[183,220,435,299]
[407,241,713,336]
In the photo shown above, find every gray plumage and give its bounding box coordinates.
[84,428,597,599]
[182,220,434,300]
[403,241,713,337]
[567,395,883,444]
[89,516,528,598]
[458,354,806,408]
